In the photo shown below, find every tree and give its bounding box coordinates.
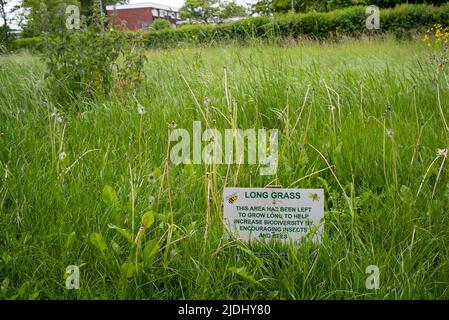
[21,0,79,36]
[0,0,8,28]
[218,1,247,20]
[251,0,449,15]
[251,0,273,15]
[181,0,247,23]
[0,0,14,51]
[80,0,127,18]
[180,0,219,23]
[251,0,329,15]
[20,0,126,36]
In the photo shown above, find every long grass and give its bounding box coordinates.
[0,37,448,299]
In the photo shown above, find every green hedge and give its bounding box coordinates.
[142,3,449,48]
[12,3,449,51]
[11,37,43,52]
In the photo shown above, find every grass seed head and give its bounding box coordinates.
[168,121,177,129]
[387,128,394,138]
[437,148,448,158]
[137,104,145,115]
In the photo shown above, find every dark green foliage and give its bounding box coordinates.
[80,0,126,18]
[252,0,449,14]
[43,6,146,107]
[10,37,42,52]
[0,25,14,53]
[21,0,79,37]
[142,4,449,49]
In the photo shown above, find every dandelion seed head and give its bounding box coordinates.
[387,128,394,138]
[137,104,145,115]
[437,148,448,158]
[168,121,177,129]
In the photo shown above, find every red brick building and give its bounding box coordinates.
[106,2,180,31]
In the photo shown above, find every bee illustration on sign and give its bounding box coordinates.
[308,193,320,202]
[226,193,238,204]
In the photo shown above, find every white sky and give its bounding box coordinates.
[2,0,258,29]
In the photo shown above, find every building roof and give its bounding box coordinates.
[106,2,180,12]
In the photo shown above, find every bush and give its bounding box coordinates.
[141,3,449,49]
[0,25,14,53]
[11,37,43,52]
[152,19,173,31]
[12,3,449,51]
[44,7,147,107]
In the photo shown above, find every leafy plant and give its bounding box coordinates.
[90,232,107,253]
[0,25,13,53]
[99,184,172,279]
[43,3,147,108]
[152,19,172,31]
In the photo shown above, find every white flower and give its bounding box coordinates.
[137,104,145,115]
[168,121,177,129]
[437,148,448,158]
[59,151,67,161]
[387,128,394,138]
[50,109,63,123]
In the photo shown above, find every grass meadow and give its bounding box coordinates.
[0,37,448,299]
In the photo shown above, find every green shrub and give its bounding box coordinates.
[0,25,14,53]
[11,37,43,52]
[152,19,173,31]
[44,7,147,107]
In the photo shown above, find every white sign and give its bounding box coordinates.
[223,187,324,243]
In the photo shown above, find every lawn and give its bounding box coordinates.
[0,37,448,299]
